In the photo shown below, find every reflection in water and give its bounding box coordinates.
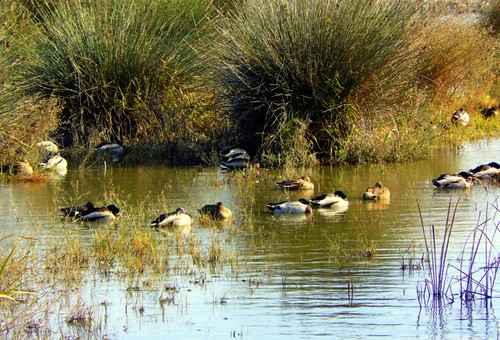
[1,138,500,338]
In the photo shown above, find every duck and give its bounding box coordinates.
[276,176,314,190]
[151,207,193,228]
[363,182,391,200]
[36,140,59,154]
[432,171,472,189]
[40,153,68,175]
[469,162,500,179]
[14,160,34,176]
[266,198,313,214]
[310,191,349,208]
[199,202,233,220]
[78,204,121,222]
[96,140,125,163]
[220,147,250,171]
[451,108,470,126]
[481,106,498,119]
[61,201,96,218]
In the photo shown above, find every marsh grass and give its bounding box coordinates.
[455,197,500,302]
[218,0,417,164]
[418,196,500,305]
[17,0,215,147]
[418,199,457,301]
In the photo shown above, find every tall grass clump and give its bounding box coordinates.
[17,0,214,147]
[0,3,61,166]
[217,0,416,165]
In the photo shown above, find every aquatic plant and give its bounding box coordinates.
[418,199,457,301]
[418,196,500,304]
[455,197,500,302]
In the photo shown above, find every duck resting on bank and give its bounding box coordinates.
[151,207,193,228]
[266,198,313,214]
[96,140,126,163]
[276,176,314,191]
[199,202,233,220]
[363,182,391,200]
[220,147,250,171]
[310,191,349,208]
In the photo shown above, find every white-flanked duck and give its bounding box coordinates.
[363,182,391,200]
[469,162,500,179]
[151,207,193,228]
[220,147,250,171]
[61,201,96,218]
[199,202,233,220]
[432,171,472,189]
[276,176,314,191]
[36,140,59,154]
[451,108,470,126]
[96,140,125,163]
[40,153,67,175]
[310,191,349,208]
[78,204,120,222]
[266,198,313,214]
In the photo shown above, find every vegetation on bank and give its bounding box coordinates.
[0,0,499,170]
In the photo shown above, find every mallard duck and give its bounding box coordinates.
[14,160,34,176]
[61,201,96,218]
[96,140,125,163]
[363,182,391,200]
[481,106,498,119]
[220,148,250,171]
[40,153,67,175]
[432,171,472,189]
[469,162,500,179]
[151,207,193,228]
[199,202,233,220]
[78,204,121,222]
[266,198,313,214]
[276,176,314,190]
[310,191,349,208]
[36,140,59,154]
[451,108,470,126]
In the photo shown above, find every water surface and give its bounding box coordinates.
[2,139,500,339]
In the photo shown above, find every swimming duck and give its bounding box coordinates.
[96,140,125,163]
[199,202,233,220]
[220,148,250,171]
[151,207,193,228]
[61,201,96,218]
[36,140,59,154]
[78,204,121,222]
[14,160,34,176]
[469,162,500,179]
[451,108,470,126]
[276,176,314,190]
[40,153,68,175]
[310,191,349,208]
[432,172,472,189]
[363,182,391,200]
[266,198,313,214]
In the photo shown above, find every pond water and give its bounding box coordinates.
[2,138,500,339]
